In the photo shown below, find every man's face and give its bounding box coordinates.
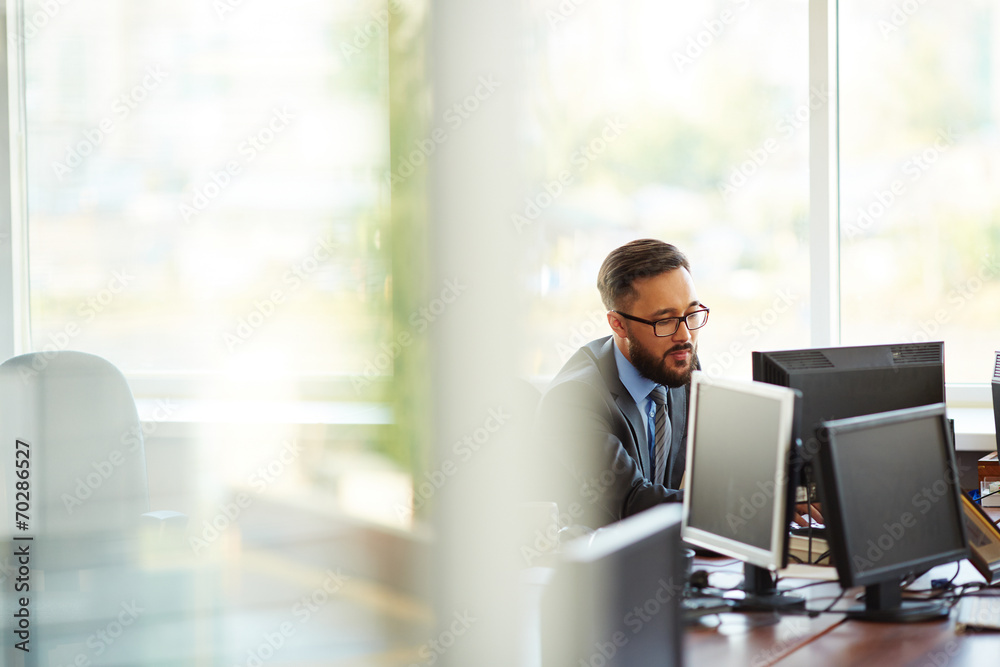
[615,268,702,388]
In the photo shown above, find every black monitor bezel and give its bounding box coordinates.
[816,402,969,589]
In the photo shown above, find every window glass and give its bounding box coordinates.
[840,1,1000,383]
[520,0,810,381]
[24,0,390,380]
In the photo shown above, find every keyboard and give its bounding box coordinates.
[954,595,1000,632]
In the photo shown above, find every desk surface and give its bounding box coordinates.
[686,562,1000,667]
[687,510,1000,667]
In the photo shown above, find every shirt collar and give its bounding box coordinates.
[613,343,659,406]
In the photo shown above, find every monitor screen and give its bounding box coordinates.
[817,403,968,618]
[541,504,683,667]
[682,372,798,572]
[753,342,945,457]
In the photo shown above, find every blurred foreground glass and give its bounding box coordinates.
[24,0,390,380]
[16,1,430,665]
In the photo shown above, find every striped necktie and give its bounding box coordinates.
[650,386,670,486]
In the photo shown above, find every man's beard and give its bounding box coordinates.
[627,336,698,388]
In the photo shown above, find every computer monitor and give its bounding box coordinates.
[753,341,945,457]
[541,504,684,667]
[681,372,803,609]
[816,403,968,622]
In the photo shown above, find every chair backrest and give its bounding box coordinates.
[0,351,149,544]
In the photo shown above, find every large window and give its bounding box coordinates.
[24,0,390,382]
[839,0,1000,385]
[519,0,810,382]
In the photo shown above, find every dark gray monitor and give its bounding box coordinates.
[753,341,945,457]
[816,403,968,622]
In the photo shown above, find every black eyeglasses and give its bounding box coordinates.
[611,307,710,337]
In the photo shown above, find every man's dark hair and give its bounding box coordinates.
[597,239,690,311]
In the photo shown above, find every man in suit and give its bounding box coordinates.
[537,239,708,528]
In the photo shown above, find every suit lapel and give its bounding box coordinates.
[596,339,651,478]
[666,384,688,488]
[614,392,649,476]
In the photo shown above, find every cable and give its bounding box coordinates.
[976,487,1000,502]
[697,558,742,569]
[812,586,847,616]
[901,562,962,598]
[779,579,834,593]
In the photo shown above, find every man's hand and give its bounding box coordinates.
[792,502,824,527]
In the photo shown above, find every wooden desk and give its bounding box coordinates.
[687,509,1000,667]
[685,561,847,667]
[687,608,844,667]
[775,560,1000,667]
[529,509,1000,666]
[777,613,1000,667]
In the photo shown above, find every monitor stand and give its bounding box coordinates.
[735,563,806,611]
[845,580,949,622]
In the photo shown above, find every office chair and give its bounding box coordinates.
[0,350,187,665]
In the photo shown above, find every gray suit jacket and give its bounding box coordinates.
[536,336,687,528]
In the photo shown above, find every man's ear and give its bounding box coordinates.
[607,311,628,339]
